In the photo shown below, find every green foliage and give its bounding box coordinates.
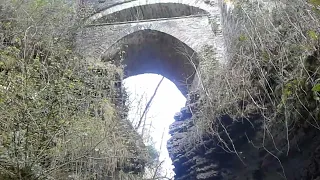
[310,0,320,6]
[312,84,320,92]
[308,30,319,40]
[281,79,303,104]
[238,34,247,41]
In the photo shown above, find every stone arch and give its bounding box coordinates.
[77,0,225,64]
[102,29,200,96]
[90,3,208,24]
[76,15,215,59]
[87,0,219,22]
[76,0,225,95]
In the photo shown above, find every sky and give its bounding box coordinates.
[123,73,186,177]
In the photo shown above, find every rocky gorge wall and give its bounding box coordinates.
[168,89,320,180]
[167,1,320,180]
[167,92,262,180]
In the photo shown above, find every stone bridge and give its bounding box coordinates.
[75,1,228,179]
[76,0,225,96]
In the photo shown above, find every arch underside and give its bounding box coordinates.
[103,30,199,96]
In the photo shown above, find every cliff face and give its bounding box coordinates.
[168,90,320,180]
[167,92,262,180]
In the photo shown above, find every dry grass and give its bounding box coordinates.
[198,0,320,140]
[0,1,153,179]
[178,0,320,178]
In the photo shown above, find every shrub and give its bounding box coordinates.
[0,0,150,179]
[191,0,320,174]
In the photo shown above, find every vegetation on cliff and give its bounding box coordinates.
[0,0,161,179]
[183,0,320,178]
